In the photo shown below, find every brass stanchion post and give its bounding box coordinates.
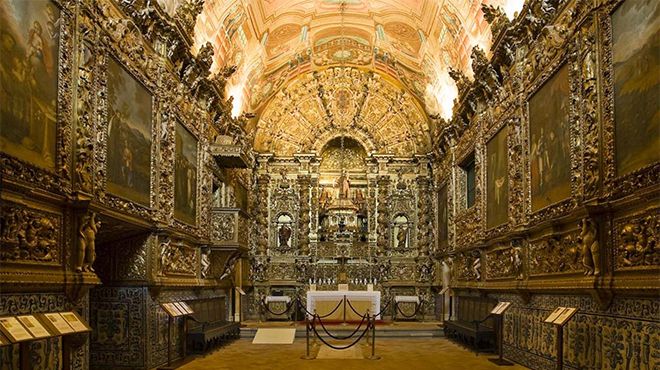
[301,314,314,359]
[368,314,380,360]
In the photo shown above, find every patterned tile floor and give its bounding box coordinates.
[179,337,529,370]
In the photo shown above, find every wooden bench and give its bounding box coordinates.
[443,296,496,353]
[185,297,241,353]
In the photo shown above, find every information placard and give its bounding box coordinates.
[544,307,566,323]
[60,312,90,332]
[42,313,75,335]
[543,307,578,325]
[162,303,183,317]
[0,317,33,342]
[491,302,512,315]
[553,307,578,326]
[16,315,51,339]
[173,302,189,316]
[178,302,194,315]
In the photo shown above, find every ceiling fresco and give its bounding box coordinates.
[182,0,525,155]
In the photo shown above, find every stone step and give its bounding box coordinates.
[239,322,444,339]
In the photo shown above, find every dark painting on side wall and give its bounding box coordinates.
[175,122,198,225]
[106,58,152,206]
[529,64,572,212]
[487,126,509,228]
[0,0,59,169]
[612,0,660,176]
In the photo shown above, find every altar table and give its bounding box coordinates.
[306,291,381,320]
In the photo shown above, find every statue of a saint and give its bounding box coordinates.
[397,226,407,250]
[337,172,350,199]
[278,224,292,249]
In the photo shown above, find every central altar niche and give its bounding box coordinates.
[314,137,372,287]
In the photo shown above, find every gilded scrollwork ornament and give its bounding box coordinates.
[616,213,658,269]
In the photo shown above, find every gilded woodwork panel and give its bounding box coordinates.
[0,203,62,265]
[613,210,659,270]
[158,238,198,277]
[211,212,235,242]
[528,231,582,276]
[485,243,523,280]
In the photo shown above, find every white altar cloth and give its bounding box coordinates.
[306,290,381,319]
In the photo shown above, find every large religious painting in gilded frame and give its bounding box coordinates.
[611,0,660,176]
[175,122,198,225]
[528,64,572,212]
[486,126,508,228]
[106,58,152,206]
[0,0,59,169]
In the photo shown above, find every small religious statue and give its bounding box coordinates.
[441,257,453,286]
[76,212,100,273]
[319,188,331,209]
[579,218,601,276]
[397,226,408,250]
[471,251,482,280]
[278,223,292,249]
[200,247,211,278]
[337,171,351,199]
[512,247,523,280]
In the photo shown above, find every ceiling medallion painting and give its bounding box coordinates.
[253,67,431,156]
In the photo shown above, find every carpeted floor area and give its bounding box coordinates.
[179,337,529,370]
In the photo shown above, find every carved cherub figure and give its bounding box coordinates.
[76,212,101,273]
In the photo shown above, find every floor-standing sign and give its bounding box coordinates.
[543,307,579,370]
[488,302,513,366]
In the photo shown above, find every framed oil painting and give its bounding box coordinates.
[175,122,198,225]
[437,185,449,247]
[612,0,660,176]
[0,0,59,169]
[106,58,152,206]
[486,126,508,228]
[528,64,572,212]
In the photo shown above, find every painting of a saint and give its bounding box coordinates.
[612,0,660,176]
[529,65,572,212]
[174,122,198,225]
[487,126,508,228]
[106,59,152,206]
[438,185,448,248]
[0,0,59,169]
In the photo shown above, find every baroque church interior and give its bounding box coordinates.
[0,0,658,369]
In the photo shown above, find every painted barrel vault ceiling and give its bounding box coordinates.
[167,0,523,155]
